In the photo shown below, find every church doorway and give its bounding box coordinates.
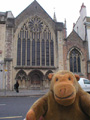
[15,70,27,89]
[28,70,44,89]
[31,74,40,86]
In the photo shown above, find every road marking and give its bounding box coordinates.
[0,116,22,119]
[0,104,6,106]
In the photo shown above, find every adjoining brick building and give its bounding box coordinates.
[73,3,90,79]
[0,1,89,90]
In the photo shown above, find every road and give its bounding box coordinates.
[0,96,40,120]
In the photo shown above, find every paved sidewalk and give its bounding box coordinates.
[0,89,49,97]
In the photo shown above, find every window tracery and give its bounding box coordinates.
[70,49,81,72]
[16,70,27,81]
[29,16,43,32]
[17,16,54,67]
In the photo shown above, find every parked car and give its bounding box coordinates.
[78,78,90,93]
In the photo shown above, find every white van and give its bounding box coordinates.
[78,78,90,93]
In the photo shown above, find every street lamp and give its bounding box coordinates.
[0,60,4,90]
[0,59,7,95]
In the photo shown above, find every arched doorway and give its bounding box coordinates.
[28,70,44,89]
[31,74,40,85]
[15,70,27,89]
[44,70,53,88]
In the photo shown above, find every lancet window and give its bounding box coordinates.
[70,49,81,72]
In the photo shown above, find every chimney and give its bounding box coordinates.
[73,23,75,29]
[79,3,86,13]
[79,3,87,19]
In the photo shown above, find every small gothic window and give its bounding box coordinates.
[70,49,81,72]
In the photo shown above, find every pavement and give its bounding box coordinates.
[0,89,49,97]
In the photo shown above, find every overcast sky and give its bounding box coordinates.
[0,0,90,35]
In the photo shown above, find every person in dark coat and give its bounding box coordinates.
[14,81,19,93]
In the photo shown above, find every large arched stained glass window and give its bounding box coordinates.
[70,49,81,72]
[17,16,54,67]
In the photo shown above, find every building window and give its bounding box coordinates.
[46,40,49,66]
[32,39,35,66]
[22,39,26,65]
[17,16,54,67]
[70,49,81,72]
[37,40,40,66]
[27,39,30,65]
[17,38,21,65]
[50,40,54,66]
[42,39,45,66]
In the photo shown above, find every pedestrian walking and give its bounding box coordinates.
[14,81,19,93]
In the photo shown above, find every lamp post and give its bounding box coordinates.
[0,59,7,95]
[4,69,7,95]
[0,60,4,91]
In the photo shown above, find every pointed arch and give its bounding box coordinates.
[15,70,27,81]
[44,70,53,88]
[69,48,81,72]
[16,16,55,67]
[28,70,44,88]
[45,70,53,80]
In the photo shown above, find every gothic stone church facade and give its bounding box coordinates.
[0,1,88,90]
